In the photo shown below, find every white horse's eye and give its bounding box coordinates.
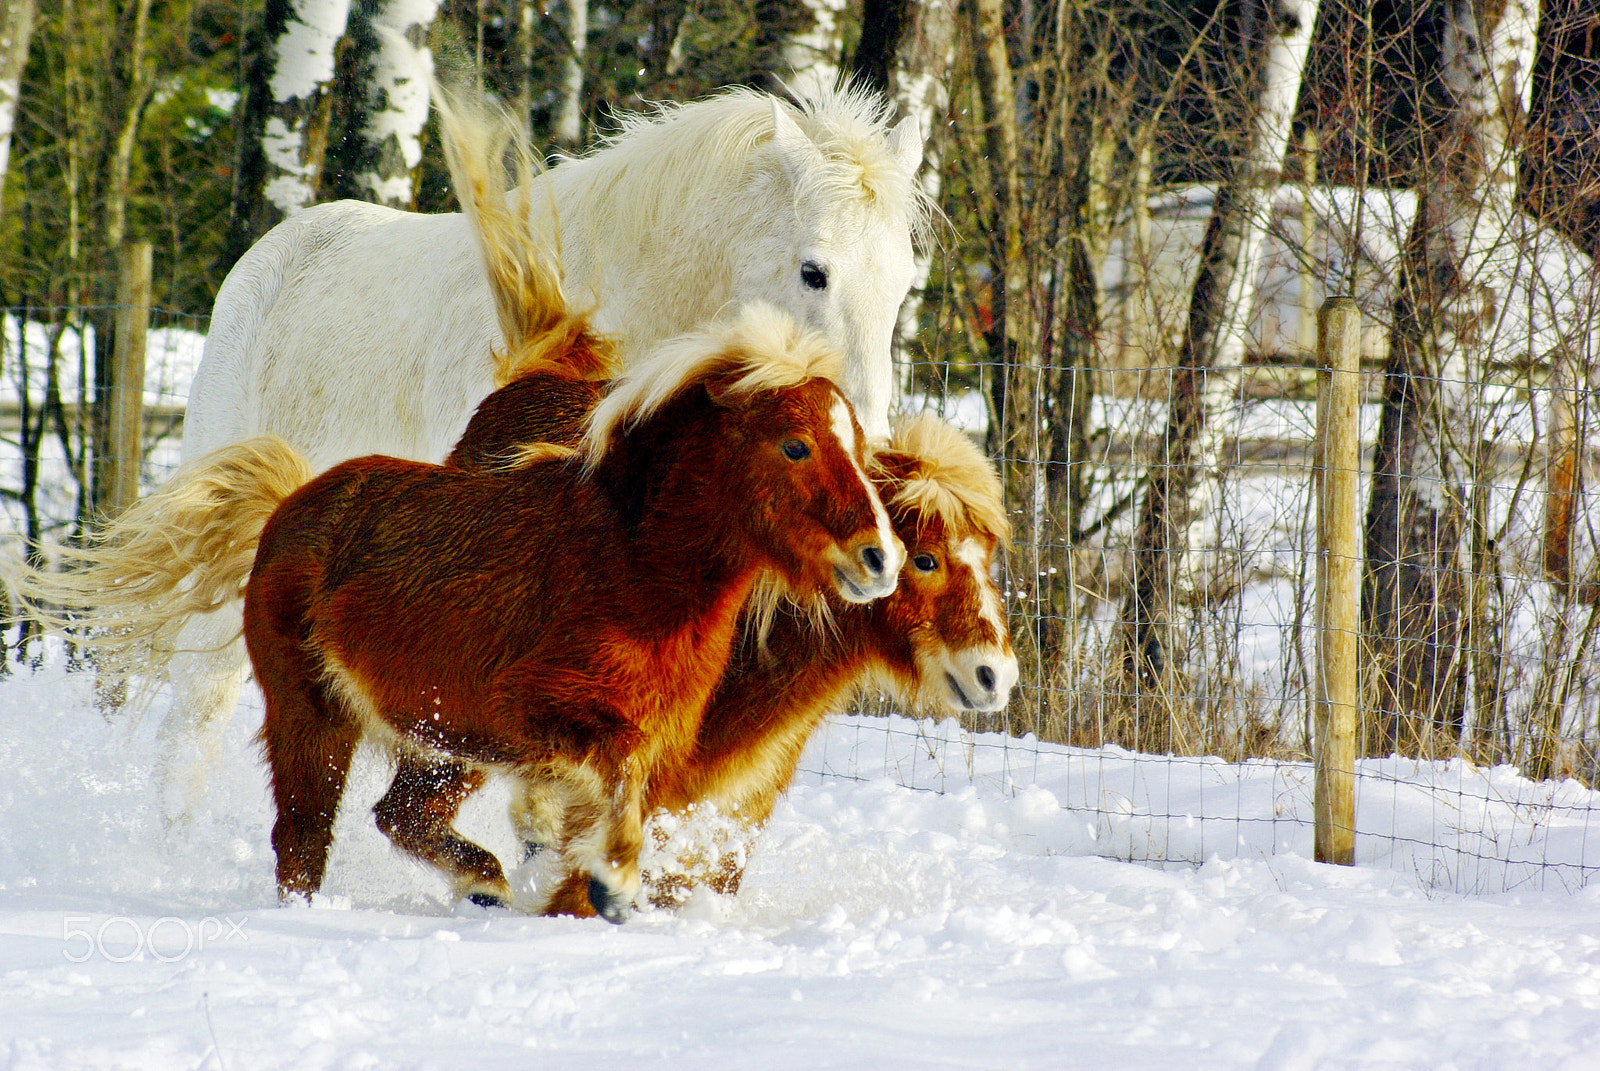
[801,261,828,290]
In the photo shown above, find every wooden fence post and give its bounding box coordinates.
[1314,297,1360,866]
[105,241,152,517]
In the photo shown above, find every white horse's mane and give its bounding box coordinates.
[562,84,935,249]
[580,303,845,470]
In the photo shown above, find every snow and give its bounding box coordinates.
[3,654,1600,1068]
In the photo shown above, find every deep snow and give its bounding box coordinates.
[3,654,1600,1069]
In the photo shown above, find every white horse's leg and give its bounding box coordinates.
[156,604,250,823]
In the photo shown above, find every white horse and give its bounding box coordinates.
[186,84,925,464]
[158,83,929,809]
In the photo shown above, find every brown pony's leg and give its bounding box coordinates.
[508,777,565,859]
[540,868,598,919]
[373,753,510,908]
[645,732,815,906]
[249,563,366,896]
[533,761,645,924]
[251,593,360,901]
[690,735,814,899]
[491,663,648,922]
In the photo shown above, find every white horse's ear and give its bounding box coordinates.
[770,99,821,181]
[887,115,923,176]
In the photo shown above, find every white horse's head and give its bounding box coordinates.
[561,86,930,442]
[733,90,927,441]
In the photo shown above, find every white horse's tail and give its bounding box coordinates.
[432,81,618,386]
[6,436,314,692]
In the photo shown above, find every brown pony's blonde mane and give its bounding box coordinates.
[434,83,620,387]
[879,415,1010,544]
[580,303,845,471]
[492,442,581,472]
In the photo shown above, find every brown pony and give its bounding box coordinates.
[245,298,902,922]
[388,392,1015,915]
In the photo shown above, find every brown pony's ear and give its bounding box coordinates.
[870,448,921,485]
[703,374,745,409]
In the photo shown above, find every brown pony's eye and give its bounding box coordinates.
[913,553,939,572]
[782,439,811,461]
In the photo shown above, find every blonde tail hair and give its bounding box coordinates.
[432,79,617,386]
[5,436,314,686]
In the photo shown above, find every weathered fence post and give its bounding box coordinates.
[105,241,152,517]
[1314,297,1360,866]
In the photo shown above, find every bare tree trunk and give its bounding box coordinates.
[513,0,534,136]
[0,0,37,218]
[971,0,1028,475]
[1121,0,1317,694]
[102,0,154,252]
[850,0,910,95]
[1362,0,1538,758]
[552,0,586,148]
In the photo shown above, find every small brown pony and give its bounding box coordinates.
[244,293,903,921]
[390,392,1016,914]
[356,99,1015,916]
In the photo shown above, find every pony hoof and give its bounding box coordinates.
[467,890,508,909]
[587,876,630,925]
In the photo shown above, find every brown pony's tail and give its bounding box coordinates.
[5,436,314,689]
[432,80,619,387]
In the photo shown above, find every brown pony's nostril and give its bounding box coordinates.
[976,665,997,693]
[861,545,886,577]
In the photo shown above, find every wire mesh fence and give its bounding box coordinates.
[784,339,1600,894]
[0,304,201,550]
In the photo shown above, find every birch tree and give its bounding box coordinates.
[745,0,842,96]
[337,0,440,206]
[228,0,353,259]
[882,0,952,352]
[0,0,36,214]
[1121,0,1319,695]
[552,0,586,147]
[1362,0,1539,755]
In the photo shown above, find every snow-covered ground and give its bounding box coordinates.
[4,654,1600,1069]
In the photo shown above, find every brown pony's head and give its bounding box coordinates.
[870,415,1017,713]
[581,303,903,604]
